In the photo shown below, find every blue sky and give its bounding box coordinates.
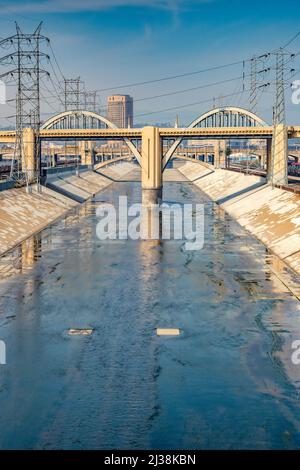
[0,0,300,126]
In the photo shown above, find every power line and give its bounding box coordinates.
[48,75,65,106]
[91,35,300,94]
[282,31,300,49]
[19,29,300,112]
[48,41,65,81]
[1,23,300,130]
[135,88,251,118]
[134,73,253,103]
[95,60,246,92]
[27,72,254,110]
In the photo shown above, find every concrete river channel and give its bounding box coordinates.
[1,167,300,449]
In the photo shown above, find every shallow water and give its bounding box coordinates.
[1,173,300,449]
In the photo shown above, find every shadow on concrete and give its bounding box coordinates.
[191,170,215,182]
[45,182,86,203]
[94,169,140,183]
[216,181,266,205]
[56,176,95,197]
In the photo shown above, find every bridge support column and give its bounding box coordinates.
[214,141,220,168]
[87,141,94,166]
[141,126,162,205]
[22,127,36,183]
[80,141,94,166]
[266,138,272,179]
[79,141,84,164]
[268,124,288,185]
[214,140,226,169]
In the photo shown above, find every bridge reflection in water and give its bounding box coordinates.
[0,170,300,449]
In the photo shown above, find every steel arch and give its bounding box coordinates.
[163,107,268,168]
[41,110,141,164]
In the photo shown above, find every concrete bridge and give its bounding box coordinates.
[0,107,299,203]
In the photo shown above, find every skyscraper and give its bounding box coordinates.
[107,95,133,128]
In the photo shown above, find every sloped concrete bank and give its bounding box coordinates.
[45,162,134,201]
[0,162,134,257]
[178,162,300,276]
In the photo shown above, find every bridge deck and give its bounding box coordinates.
[0,126,300,143]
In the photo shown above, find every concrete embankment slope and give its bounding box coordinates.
[0,162,135,256]
[179,162,300,275]
[46,162,134,201]
[0,185,77,256]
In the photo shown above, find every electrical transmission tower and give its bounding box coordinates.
[270,49,286,186]
[249,54,270,113]
[250,56,258,112]
[270,48,295,186]
[64,77,82,111]
[82,91,97,112]
[63,78,84,169]
[0,22,49,186]
[273,48,286,125]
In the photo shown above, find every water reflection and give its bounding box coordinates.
[21,236,42,270]
[0,234,42,280]
[0,177,300,449]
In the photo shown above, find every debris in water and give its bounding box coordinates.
[156,328,180,336]
[68,328,94,336]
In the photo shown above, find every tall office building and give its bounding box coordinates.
[107,95,133,128]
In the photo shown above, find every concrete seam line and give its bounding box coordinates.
[283,248,300,260]
[268,266,300,301]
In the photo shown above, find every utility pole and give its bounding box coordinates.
[0,22,49,188]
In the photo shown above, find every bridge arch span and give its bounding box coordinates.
[41,110,141,164]
[41,110,118,131]
[188,106,267,129]
[163,106,268,167]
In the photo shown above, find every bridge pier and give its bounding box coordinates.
[266,138,272,180]
[268,124,288,185]
[141,126,162,205]
[80,141,94,166]
[22,127,36,183]
[214,140,226,169]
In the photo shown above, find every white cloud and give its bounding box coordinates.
[0,0,211,15]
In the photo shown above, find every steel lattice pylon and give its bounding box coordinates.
[250,56,258,113]
[273,48,286,125]
[82,91,98,112]
[0,22,49,187]
[64,77,83,111]
[249,54,270,114]
[270,48,289,186]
